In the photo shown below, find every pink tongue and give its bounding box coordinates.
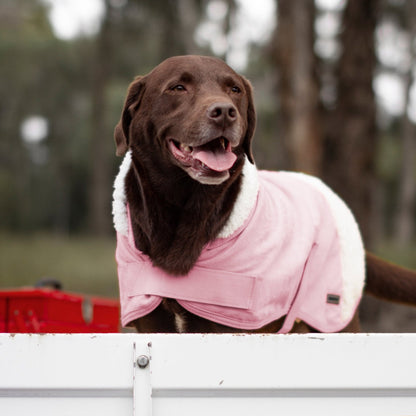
[192,148,237,172]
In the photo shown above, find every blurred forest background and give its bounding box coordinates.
[1,0,416,331]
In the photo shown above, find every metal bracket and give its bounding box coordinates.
[133,340,153,416]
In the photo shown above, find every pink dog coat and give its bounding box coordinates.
[113,153,365,333]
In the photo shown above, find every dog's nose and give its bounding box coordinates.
[207,103,237,125]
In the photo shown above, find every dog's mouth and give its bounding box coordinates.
[168,137,237,174]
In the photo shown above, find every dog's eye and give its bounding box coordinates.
[171,84,186,92]
[231,86,241,93]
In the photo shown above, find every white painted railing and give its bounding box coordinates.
[1,333,415,415]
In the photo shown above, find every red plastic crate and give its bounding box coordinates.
[0,288,120,333]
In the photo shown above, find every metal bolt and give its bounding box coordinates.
[137,355,150,369]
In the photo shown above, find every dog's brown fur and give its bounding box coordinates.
[115,55,416,333]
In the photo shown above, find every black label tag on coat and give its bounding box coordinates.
[327,294,340,305]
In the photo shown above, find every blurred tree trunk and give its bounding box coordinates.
[275,0,322,176]
[323,0,379,246]
[177,0,203,54]
[159,0,188,58]
[159,0,202,58]
[394,1,416,245]
[89,2,114,236]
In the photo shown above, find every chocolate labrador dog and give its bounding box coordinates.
[112,55,416,334]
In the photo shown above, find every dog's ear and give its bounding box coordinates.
[114,75,147,156]
[241,76,256,164]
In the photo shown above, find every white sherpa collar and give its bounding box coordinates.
[112,151,132,237]
[112,152,259,239]
[217,159,258,238]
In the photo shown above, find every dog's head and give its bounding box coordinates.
[114,55,256,185]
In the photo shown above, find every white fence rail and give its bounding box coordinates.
[0,333,416,415]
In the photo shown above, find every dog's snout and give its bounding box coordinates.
[207,103,237,125]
